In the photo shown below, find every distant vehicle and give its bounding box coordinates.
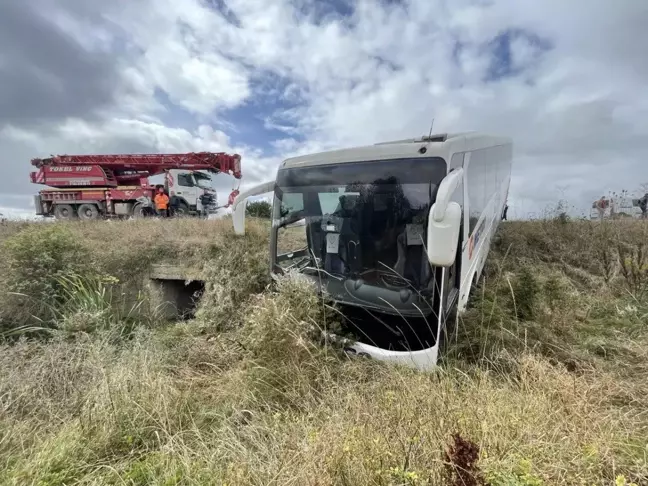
[30,153,242,220]
[231,132,513,370]
[590,195,642,220]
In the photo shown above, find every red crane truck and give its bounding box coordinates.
[30,152,242,220]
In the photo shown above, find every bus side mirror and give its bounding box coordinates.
[426,201,462,267]
[231,180,276,235]
[232,198,248,235]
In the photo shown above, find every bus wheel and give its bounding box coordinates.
[78,204,100,221]
[53,204,76,220]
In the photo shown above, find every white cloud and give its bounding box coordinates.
[1,0,647,219]
[99,0,253,116]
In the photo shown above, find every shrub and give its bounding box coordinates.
[246,200,272,219]
[53,274,153,336]
[617,240,648,299]
[1,225,92,328]
[512,267,540,321]
[194,221,270,329]
[543,274,564,311]
[241,274,342,408]
[486,458,544,486]
[3,224,90,299]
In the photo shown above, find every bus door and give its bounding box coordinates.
[436,160,465,349]
[442,173,464,318]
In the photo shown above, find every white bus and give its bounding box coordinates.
[232,132,513,369]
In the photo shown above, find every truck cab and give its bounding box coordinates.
[166,170,219,216]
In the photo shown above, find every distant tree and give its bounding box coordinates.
[640,182,648,195]
[246,200,272,219]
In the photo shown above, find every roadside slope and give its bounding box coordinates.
[0,218,646,485]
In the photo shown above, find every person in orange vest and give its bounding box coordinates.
[154,186,170,217]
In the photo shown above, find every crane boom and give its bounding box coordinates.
[30,152,242,188]
[29,151,244,220]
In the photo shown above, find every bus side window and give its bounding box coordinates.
[466,151,484,234]
[450,152,464,171]
[280,193,304,217]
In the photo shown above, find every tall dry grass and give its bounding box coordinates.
[0,216,647,485]
[0,217,271,334]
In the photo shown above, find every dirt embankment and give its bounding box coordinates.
[0,217,646,485]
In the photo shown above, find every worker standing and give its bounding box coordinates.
[154,186,170,218]
[596,196,606,220]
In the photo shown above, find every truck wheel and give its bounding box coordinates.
[78,204,100,221]
[53,204,76,220]
[132,203,150,219]
[172,201,190,217]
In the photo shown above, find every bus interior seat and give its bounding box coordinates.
[365,193,401,269]
[393,227,431,288]
[323,194,363,274]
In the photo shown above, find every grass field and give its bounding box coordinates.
[0,216,647,485]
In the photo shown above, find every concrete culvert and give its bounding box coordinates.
[149,279,205,321]
[148,264,206,321]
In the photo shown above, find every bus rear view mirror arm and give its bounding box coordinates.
[431,168,463,223]
[232,180,276,235]
[427,169,464,267]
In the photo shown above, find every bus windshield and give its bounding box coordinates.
[273,157,447,293]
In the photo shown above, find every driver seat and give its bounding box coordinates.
[393,225,430,287]
[323,195,363,274]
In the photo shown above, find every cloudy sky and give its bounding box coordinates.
[1,0,647,219]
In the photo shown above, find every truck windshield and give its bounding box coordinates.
[193,172,213,190]
[273,157,447,292]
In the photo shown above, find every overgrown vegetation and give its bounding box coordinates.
[0,217,647,485]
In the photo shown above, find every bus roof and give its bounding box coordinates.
[280,132,511,169]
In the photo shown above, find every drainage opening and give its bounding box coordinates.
[177,280,205,319]
[151,279,205,321]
